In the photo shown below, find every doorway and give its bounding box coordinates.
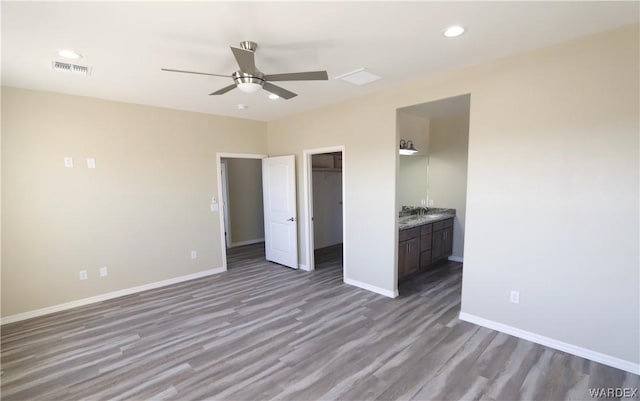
[302,146,346,277]
[396,94,470,292]
[217,153,267,270]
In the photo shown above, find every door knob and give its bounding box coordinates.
[287,217,296,222]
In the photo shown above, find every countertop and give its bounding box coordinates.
[399,209,456,230]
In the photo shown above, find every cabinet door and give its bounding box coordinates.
[406,237,420,275]
[398,241,408,278]
[432,230,443,262]
[420,250,432,269]
[443,227,453,256]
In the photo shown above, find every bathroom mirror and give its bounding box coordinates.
[398,155,429,212]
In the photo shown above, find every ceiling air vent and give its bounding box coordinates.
[52,61,91,76]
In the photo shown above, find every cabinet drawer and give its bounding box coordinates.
[420,224,433,235]
[420,234,432,251]
[434,218,454,231]
[399,227,420,241]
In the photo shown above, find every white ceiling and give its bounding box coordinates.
[2,2,638,122]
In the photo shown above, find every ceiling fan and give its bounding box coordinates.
[161,41,328,100]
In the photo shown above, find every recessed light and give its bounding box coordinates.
[443,25,465,38]
[237,104,248,110]
[58,49,82,59]
[268,93,280,100]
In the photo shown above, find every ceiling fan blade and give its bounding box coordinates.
[230,46,256,74]
[209,84,237,96]
[161,68,230,78]
[264,71,328,81]
[263,82,297,100]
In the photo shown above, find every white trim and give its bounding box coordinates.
[344,277,398,298]
[220,159,232,248]
[458,312,640,375]
[298,263,309,271]
[1,268,225,325]
[216,152,267,271]
[302,146,346,273]
[448,255,464,263]
[229,238,265,248]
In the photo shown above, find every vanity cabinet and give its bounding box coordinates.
[399,217,454,280]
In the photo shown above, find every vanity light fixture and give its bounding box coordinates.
[399,139,418,155]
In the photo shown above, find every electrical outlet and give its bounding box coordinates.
[64,157,74,168]
[510,290,520,304]
[428,199,434,207]
[79,270,88,280]
[191,250,197,260]
[99,266,108,277]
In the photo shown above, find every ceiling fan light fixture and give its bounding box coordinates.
[237,82,263,93]
[233,72,265,94]
[268,93,280,100]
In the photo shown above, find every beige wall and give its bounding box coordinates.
[225,158,264,246]
[428,114,469,258]
[1,87,266,316]
[268,25,639,365]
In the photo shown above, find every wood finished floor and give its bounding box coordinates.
[1,243,638,400]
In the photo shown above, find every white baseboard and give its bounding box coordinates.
[1,267,225,325]
[459,312,640,375]
[448,256,464,263]
[344,277,398,298]
[229,238,265,248]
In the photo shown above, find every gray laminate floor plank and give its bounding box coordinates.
[1,242,637,400]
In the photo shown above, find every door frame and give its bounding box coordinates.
[220,159,231,248]
[216,152,267,271]
[302,145,346,273]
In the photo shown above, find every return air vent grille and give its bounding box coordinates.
[52,61,92,76]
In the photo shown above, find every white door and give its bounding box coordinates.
[262,155,298,269]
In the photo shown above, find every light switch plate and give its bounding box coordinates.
[87,158,96,169]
